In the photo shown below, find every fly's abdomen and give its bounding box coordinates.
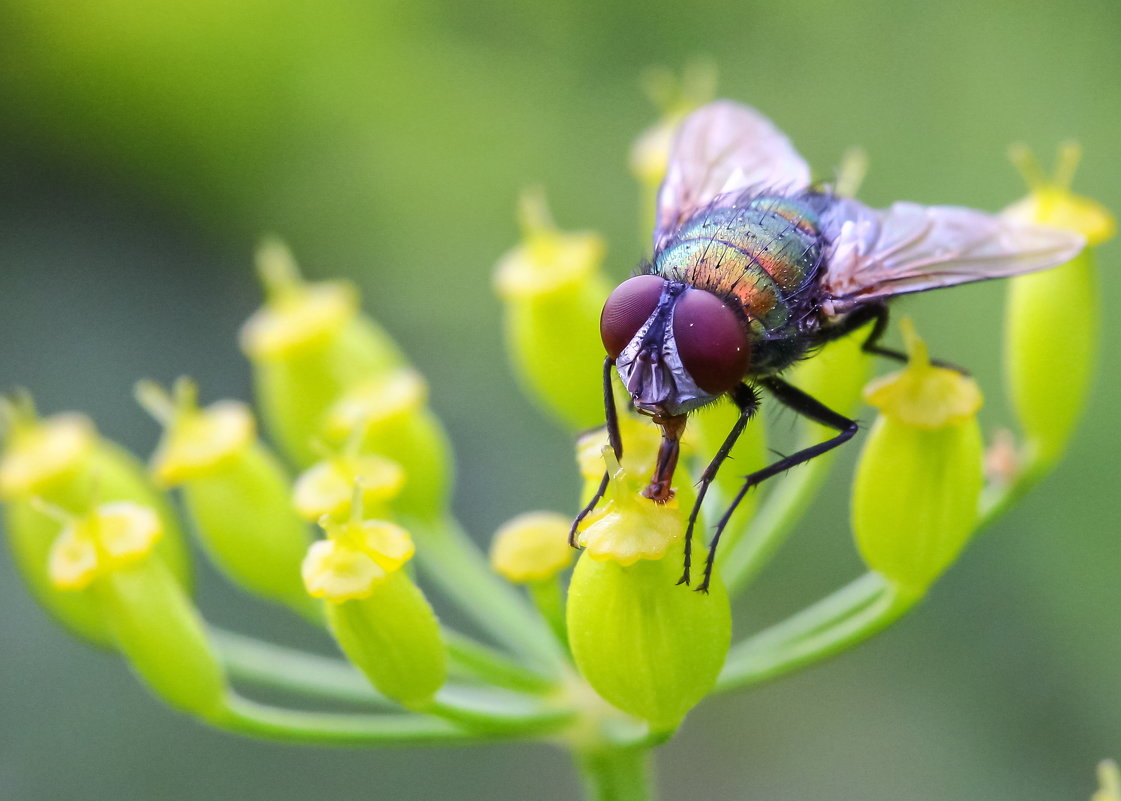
[654,196,823,334]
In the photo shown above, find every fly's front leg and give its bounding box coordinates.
[695,376,857,593]
[569,357,623,547]
[677,383,759,587]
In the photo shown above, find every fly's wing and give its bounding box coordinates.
[819,198,1085,313]
[654,100,812,250]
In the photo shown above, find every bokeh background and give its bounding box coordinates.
[1,1,1119,799]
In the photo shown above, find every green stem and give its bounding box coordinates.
[215,693,502,747]
[577,745,655,801]
[720,450,838,596]
[408,514,568,676]
[428,685,575,736]
[214,628,562,725]
[445,630,558,694]
[528,577,569,650]
[214,628,390,707]
[977,449,1050,531]
[716,574,915,692]
[736,572,887,653]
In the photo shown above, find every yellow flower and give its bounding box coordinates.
[293,452,405,522]
[577,447,683,566]
[48,502,162,591]
[490,511,574,584]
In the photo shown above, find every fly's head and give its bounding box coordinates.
[600,275,751,418]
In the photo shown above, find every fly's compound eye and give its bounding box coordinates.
[600,275,665,359]
[672,289,750,395]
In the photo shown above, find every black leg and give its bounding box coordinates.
[695,376,858,593]
[823,303,967,373]
[677,383,759,586]
[569,357,623,548]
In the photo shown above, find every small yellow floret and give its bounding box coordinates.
[302,519,415,602]
[139,379,256,485]
[0,412,96,498]
[1004,143,1115,246]
[577,448,682,566]
[1093,760,1121,801]
[863,320,982,429]
[576,414,664,484]
[302,540,388,602]
[493,190,606,299]
[48,502,163,591]
[293,454,406,521]
[490,511,574,583]
[239,240,359,360]
[323,369,428,440]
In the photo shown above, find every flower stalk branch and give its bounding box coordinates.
[0,91,1111,801]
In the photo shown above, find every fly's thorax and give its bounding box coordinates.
[653,196,824,335]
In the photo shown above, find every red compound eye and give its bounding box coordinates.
[600,275,665,359]
[672,289,750,395]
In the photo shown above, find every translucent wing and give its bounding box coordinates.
[820,198,1085,313]
[654,100,811,250]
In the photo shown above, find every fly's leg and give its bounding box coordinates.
[569,357,623,547]
[695,376,858,593]
[677,383,759,586]
[826,303,967,374]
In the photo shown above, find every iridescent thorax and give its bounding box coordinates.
[652,194,826,372]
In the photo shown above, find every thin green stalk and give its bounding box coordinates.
[734,572,888,655]
[577,745,655,801]
[216,694,503,747]
[528,576,569,650]
[214,628,390,707]
[445,630,559,694]
[214,628,564,728]
[720,450,838,596]
[407,514,568,676]
[429,685,575,736]
[717,576,915,692]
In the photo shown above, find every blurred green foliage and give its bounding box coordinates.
[1,1,1119,799]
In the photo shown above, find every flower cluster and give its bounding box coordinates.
[0,94,1112,799]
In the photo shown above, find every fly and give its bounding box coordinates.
[572,100,1084,592]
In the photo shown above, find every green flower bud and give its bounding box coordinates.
[852,320,984,596]
[495,190,612,430]
[322,369,452,517]
[138,379,317,620]
[0,397,191,644]
[567,551,730,731]
[52,502,227,719]
[304,506,446,709]
[567,448,729,730]
[240,239,404,468]
[1003,144,1113,471]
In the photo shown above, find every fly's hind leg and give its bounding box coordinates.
[695,376,858,593]
[825,303,968,374]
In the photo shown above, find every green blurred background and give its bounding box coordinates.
[1,1,1119,799]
